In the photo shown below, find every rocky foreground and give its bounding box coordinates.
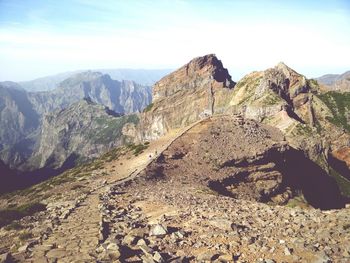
[1,115,349,263]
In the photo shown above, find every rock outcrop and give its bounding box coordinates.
[227,62,313,121]
[139,54,235,140]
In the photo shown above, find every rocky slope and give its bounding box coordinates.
[139,54,235,140]
[23,98,139,171]
[317,70,350,91]
[141,115,344,210]
[0,117,348,263]
[28,71,152,115]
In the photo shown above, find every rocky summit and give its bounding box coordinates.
[1,54,350,263]
[139,54,235,140]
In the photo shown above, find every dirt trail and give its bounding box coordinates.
[26,119,207,262]
[27,193,101,263]
[104,119,209,184]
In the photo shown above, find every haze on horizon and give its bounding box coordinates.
[0,0,349,82]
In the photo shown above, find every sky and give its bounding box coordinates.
[0,0,349,81]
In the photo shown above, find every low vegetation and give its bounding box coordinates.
[318,92,350,132]
[0,202,46,228]
[100,147,124,162]
[127,142,149,156]
[286,195,309,209]
[4,221,24,231]
[293,123,313,136]
[92,114,139,144]
[0,143,134,215]
[143,103,154,112]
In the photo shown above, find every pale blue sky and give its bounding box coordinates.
[0,0,349,81]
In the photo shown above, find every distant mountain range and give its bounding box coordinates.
[316,70,350,91]
[19,69,172,92]
[0,70,157,174]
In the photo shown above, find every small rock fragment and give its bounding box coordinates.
[150,224,168,237]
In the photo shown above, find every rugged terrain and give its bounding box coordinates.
[0,116,349,263]
[1,54,350,262]
[138,55,350,196]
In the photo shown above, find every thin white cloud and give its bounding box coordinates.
[0,1,349,81]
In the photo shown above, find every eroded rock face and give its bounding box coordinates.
[139,54,235,140]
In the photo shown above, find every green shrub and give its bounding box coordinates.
[133,144,149,156]
[143,103,154,112]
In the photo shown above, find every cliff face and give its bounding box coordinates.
[24,99,139,171]
[28,71,152,115]
[139,54,235,140]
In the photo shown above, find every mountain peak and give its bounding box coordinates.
[76,70,103,79]
[186,54,235,86]
[59,71,105,88]
[153,54,235,102]
[274,62,299,77]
